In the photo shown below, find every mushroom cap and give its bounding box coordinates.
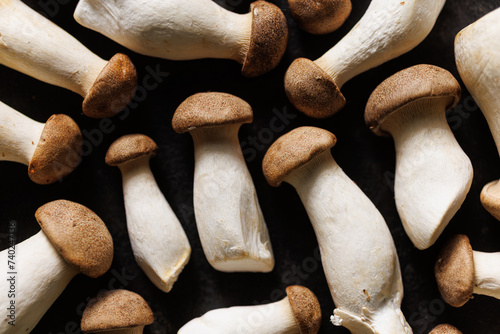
[241,1,288,77]
[284,58,345,118]
[172,92,253,133]
[35,200,114,278]
[429,324,463,334]
[28,114,82,185]
[81,289,154,333]
[105,134,158,166]
[434,234,474,307]
[288,0,352,35]
[286,286,322,334]
[83,53,137,118]
[263,126,337,187]
[365,64,461,136]
[480,180,500,221]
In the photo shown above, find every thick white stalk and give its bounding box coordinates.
[385,100,473,250]
[0,0,108,97]
[0,231,78,333]
[0,101,44,165]
[178,297,299,334]
[119,158,191,293]
[191,126,273,272]
[472,251,500,299]
[287,151,411,334]
[315,0,445,88]
[74,0,252,63]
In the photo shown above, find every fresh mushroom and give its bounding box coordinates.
[172,92,274,272]
[0,100,82,184]
[430,324,462,334]
[288,0,352,35]
[262,127,411,333]
[0,0,137,118]
[81,289,154,334]
[179,285,321,334]
[455,7,500,221]
[435,234,500,307]
[73,0,288,77]
[0,200,114,334]
[365,64,473,250]
[284,0,446,118]
[105,134,191,292]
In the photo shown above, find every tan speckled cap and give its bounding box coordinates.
[429,324,462,334]
[284,58,345,118]
[172,92,253,133]
[434,234,474,307]
[35,200,114,278]
[28,114,82,185]
[263,126,336,187]
[286,286,321,334]
[81,289,154,333]
[241,1,288,77]
[480,180,500,221]
[83,53,137,118]
[365,64,461,136]
[288,0,352,35]
[105,134,158,166]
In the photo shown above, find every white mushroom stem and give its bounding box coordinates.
[74,0,252,63]
[0,0,108,97]
[472,251,500,299]
[0,231,79,334]
[314,0,445,88]
[118,157,191,292]
[383,99,473,250]
[191,126,274,272]
[179,296,299,334]
[286,151,411,334]
[0,101,44,165]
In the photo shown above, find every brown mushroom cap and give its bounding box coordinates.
[81,289,154,333]
[35,200,114,278]
[241,1,288,77]
[83,53,137,118]
[28,114,82,185]
[365,64,461,136]
[288,0,352,35]
[434,234,474,307]
[105,134,158,166]
[480,180,500,221]
[284,58,346,118]
[429,324,463,334]
[172,92,253,133]
[263,126,337,187]
[286,286,321,334]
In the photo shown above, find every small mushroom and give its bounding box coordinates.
[81,289,154,334]
[172,92,274,272]
[288,0,352,35]
[435,234,500,307]
[73,0,288,77]
[0,200,114,333]
[365,64,473,250]
[455,7,500,221]
[429,324,462,334]
[0,0,137,118]
[105,134,191,292]
[0,100,82,184]
[284,0,446,118]
[262,127,411,333]
[179,286,321,334]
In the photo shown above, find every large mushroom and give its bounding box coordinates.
[287,0,352,35]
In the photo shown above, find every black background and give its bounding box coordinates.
[1,0,500,333]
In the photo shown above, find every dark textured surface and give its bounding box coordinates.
[1,0,500,333]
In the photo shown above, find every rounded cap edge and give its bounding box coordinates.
[286,286,321,334]
[429,324,463,334]
[288,0,352,35]
[480,180,500,221]
[105,134,158,166]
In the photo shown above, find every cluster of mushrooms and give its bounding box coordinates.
[0,0,499,332]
